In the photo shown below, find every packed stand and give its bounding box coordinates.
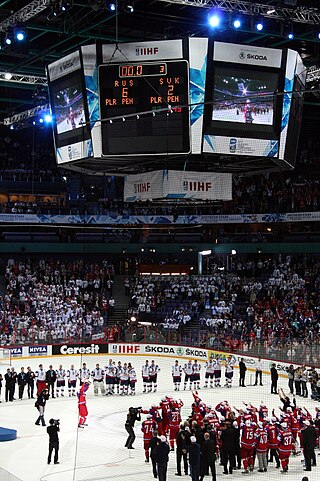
[0,257,115,345]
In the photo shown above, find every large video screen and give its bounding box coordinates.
[50,73,86,134]
[212,67,279,126]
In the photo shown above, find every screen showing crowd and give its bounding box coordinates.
[212,68,279,126]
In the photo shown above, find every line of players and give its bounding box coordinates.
[140,389,320,474]
[6,356,236,402]
[172,356,236,391]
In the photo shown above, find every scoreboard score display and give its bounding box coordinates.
[98,60,190,156]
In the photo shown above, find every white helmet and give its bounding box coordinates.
[245,420,251,427]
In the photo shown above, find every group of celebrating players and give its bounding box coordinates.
[140,388,319,475]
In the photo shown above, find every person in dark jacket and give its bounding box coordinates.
[270,363,278,394]
[4,367,16,402]
[17,367,27,400]
[176,424,189,476]
[26,366,35,399]
[154,435,170,481]
[301,420,317,471]
[47,418,60,465]
[220,420,236,474]
[0,372,3,402]
[239,358,247,387]
[125,407,141,449]
[35,388,50,426]
[188,436,201,481]
[46,365,57,398]
[200,432,216,481]
[149,430,161,478]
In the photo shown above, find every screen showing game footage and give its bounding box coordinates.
[49,70,91,148]
[212,67,279,126]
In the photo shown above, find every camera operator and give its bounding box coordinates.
[286,365,294,395]
[47,419,60,465]
[125,407,141,449]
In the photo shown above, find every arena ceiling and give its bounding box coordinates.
[0,0,320,118]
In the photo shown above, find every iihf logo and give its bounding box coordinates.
[183,181,188,191]
[229,138,237,153]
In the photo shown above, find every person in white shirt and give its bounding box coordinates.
[204,360,215,389]
[224,356,236,388]
[142,361,150,394]
[67,365,78,397]
[91,364,105,396]
[183,361,194,390]
[254,357,263,386]
[192,360,201,390]
[128,364,137,395]
[172,360,182,391]
[213,356,222,387]
[79,363,91,386]
[56,365,66,397]
[149,360,160,393]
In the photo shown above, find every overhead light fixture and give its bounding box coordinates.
[288,32,294,40]
[233,19,241,29]
[256,22,264,31]
[123,1,134,13]
[266,8,276,15]
[4,72,12,80]
[208,13,221,28]
[107,1,117,10]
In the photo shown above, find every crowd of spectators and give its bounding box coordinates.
[0,257,115,345]
[128,255,320,364]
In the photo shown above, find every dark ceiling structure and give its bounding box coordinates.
[0,0,320,120]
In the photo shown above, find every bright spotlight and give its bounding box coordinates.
[5,37,12,45]
[256,22,263,31]
[233,19,241,29]
[16,31,25,41]
[208,14,220,28]
[288,33,294,40]
[123,1,134,12]
[4,72,12,80]
[318,33,320,39]
[39,118,44,124]
[44,114,52,123]
[108,2,116,10]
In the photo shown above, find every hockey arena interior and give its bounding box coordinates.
[1,1,320,481]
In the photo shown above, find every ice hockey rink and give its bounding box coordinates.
[212,108,273,125]
[0,354,319,481]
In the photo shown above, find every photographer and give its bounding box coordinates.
[35,388,50,426]
[125,407,141,449]
[47,419,60,465]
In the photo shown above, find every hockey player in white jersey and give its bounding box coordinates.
[183,360,194,390]
[193,360,201,390]
[142,360,150,393]
[67,364,78,396]
[120,363,129,395]
[172,360,182,391]
[79,362,91,386]
[225,355,236,388]
[91,364,105,396]
[115,361,122,394]
[213,355,222,387]
[105,359,116,396]
[149,360,160,393]
[128,363,137,395]
[204,359,215,389]
[56,365,66,397]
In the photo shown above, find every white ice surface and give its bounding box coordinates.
[212,108,273,125]
[0,354,319,481]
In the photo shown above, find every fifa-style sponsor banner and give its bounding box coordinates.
[47,50,82,82]
[52,343,108,356]
[109,343,208,360]
[56,139,93,164]
[124,171,164,201]
[189,37,208,154]
[124,170,232,201]
[208,349,302,377]
[28,345,48,356]
[203,134,278,158]
[163,170,232,201]
[2,211,320,225]
[102,39,183,63]
[213,42,282,69]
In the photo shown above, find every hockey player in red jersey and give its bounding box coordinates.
[277,422,293,473]
[141,415,157,462]
[254,421,268,472]
[77,381,90,428]
[266,418,280,468]
[240,420,256,474]
[160,397,171,435]
[168,407,182,450]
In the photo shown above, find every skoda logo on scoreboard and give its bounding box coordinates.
[239,51,246,60]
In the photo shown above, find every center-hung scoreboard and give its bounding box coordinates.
[47,38,305,173]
